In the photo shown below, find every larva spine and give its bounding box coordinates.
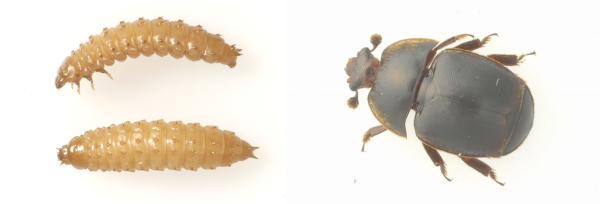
[57,120,258,172]
[55,17,243,93]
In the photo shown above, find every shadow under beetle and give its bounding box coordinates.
[344,33,536,186]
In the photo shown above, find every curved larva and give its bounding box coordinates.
[55,17,243,93]
[57,120,258,172]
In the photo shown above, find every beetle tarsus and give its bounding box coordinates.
[454,33,498,51]
[423,143,453,181]
[460,157,506,186]
[361,125,387,152]
[490,170,505,186]
[518,51,537,63]
[481,33,498,45]
[487,51,536,66]
[440,163,452,182]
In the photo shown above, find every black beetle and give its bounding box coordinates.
[344,33,535,185]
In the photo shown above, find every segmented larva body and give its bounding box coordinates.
[57,120,258,172]
[55,17,243,93]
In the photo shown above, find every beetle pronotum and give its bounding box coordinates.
[55,17,243,94]
[57,120,258,172]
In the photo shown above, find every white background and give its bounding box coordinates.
[1,0,599,203]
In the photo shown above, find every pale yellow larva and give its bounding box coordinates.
[55,17,243,94]
[57,120,258,172]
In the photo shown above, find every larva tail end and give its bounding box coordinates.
[249,146,259,159]
[240,140,259,160]
[57,146,69,166]
[220,44,242,68]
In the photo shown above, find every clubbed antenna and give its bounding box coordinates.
[347,91,359,109]
[370,34,382,52]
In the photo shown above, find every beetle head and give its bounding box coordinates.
[345,47,380,91]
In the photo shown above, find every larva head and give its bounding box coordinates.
[345,48,380,92]
[55,58,77,89]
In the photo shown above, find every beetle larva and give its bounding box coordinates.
[57,120,258,172]
[55,17,243,93]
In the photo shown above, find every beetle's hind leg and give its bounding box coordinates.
[361,125,387,152]
[423,143,452,181]
[454,33,498,51]
[487,51,536,66]
[460,157,505,186]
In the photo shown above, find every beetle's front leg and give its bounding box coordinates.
[361,125,387,152]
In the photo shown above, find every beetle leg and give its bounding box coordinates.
[347,91,359,109]
[361,125,387,152]
[410,34,474,109]
[423,143,452,181]
[454,33,498,51]
[487,51,536,66]
[460,157,505,186]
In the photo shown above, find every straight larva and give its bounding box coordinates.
[57,120,258,172]
[55,17,243,94]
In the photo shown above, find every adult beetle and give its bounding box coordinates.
[344,33,535,185]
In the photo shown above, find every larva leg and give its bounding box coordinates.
[361,125,387,152]
[74,81,81,94]
[423,143,452,182]
[96,68,113,80]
